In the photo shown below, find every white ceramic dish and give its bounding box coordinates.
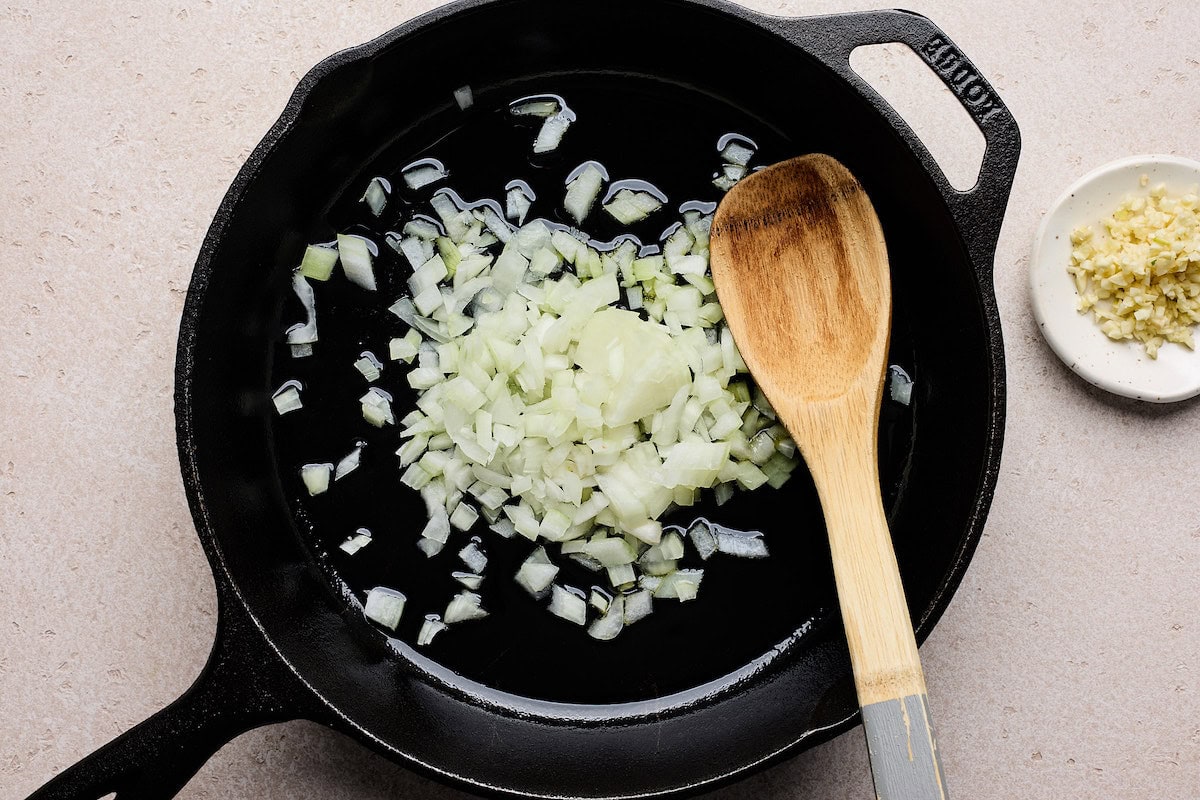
[1030,154,1200,403]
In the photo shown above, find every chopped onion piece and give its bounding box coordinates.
[444,590,488,623]
[481,206,514,243]
[300,463,332,496]
[653,569,703,601]
[506,184,534,224]
[286,273,318,345]
[354,352,382,382]
[389,330,422,362]
[607,563,636,589]
[515,546,559,595]
[490,518,517,539]
[588,589,611,614]
[584,537,637,567]
[716,531,769,558]
[363,587,406,630]
[272,384,302,415]
[587,593,624,640]
[339,528,373,555]
[688,520,718,560]
[722,163,747,183]
[404,218,441,240]
[453,85,474,110]
[623,589,653,624]
[510,98,560,118]
[450,502,480,532]
[720,140,756,166]
[453,571,483,590]
[417,614,446,645]
[300,244,338,281]
[564,164,605,224]
[458,539,488,573]
[548,585,587,625]
[360,177,389,216]
[417,537,444,558]
[336,234,376,291]
[603,189,662,224]
[334,445,363,480]
[712,174,737,192]
[403,160,449,191]
[533,113,571,153]
[569,553,604,572]
[659,531,685,561]
[889,365,914,406]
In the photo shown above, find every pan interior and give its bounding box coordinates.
[267,69,917,705]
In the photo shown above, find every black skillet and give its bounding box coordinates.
[28,1,1019,797]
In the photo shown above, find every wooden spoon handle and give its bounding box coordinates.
[806,425,948,799]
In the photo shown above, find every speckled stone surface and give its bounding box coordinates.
[2,2,1198,799]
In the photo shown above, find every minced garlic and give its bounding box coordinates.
[1068,178,1200,358]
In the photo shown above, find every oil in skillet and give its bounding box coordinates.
[269,76,918,705]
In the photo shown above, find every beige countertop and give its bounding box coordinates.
[2,1,1198,798]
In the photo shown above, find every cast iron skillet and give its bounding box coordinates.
[29,1,1019,798]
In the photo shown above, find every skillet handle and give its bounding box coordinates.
[25,594,312,800]
[773,9,1021,271]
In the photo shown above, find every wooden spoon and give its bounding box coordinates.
[709,154,947,800]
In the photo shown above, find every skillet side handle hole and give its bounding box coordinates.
[849,43,987,192]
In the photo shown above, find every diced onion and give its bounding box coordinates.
[547,585,587,625]
[533,113,571,153]
[587,593,624,640]
[334,445,363,480]
[506,184,534,224]
[336,234,377,291]
[453,571,483,590]
[339,528,373,555]
[403,159,449,191]
[716,531,768,558]
[510,98,560,118]
[603,189,662,224]
[688,520,717,560]
[360,177,389,216]
[272,383,303,415]
[300,463,332,496]
[286,273,318,345]
[720,139,756,166]
[623,589,653,624]
[363,586,406,630]
[653,569,703,601]
[294,105,797,644]
[444,590,488,623]
[888,365,914,406]
[450,502,480,532]
[458,539,488,573]
[300,244,338,281]
[564,163,605,224]
[417,614,446,645]
[354,352,382,382]
[515,546,559,595]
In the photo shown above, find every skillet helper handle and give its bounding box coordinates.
[776,9,1021,270]
[805,428,947,800]
[26,597,308,800]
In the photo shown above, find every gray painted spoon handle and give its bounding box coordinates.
[862,692,948,800]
